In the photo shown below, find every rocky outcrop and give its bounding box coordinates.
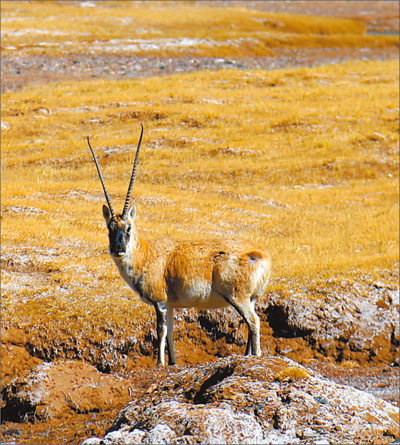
[262,279,399,364]
[1,360,133,422]
[82,356,399,445]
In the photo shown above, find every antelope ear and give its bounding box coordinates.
[102,204,112,224]
[127,204,136,222]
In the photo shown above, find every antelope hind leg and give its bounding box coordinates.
[228,297,261,357]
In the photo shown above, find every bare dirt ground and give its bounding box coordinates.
[2,46,399,94]
[1,1,399,444]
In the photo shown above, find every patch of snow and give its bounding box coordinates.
[80,1,96,7]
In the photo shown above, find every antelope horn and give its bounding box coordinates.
[87,136,116,220]
[122,123,143,219]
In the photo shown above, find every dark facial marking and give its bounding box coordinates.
[108,220,131,257]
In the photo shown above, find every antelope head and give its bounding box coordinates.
[87,124,143,258]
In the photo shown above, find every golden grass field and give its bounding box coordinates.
[1,0,396,56]
[1,0,399,365]
[2,57,399,358]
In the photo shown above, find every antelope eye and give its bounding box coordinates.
[126,226,131,234]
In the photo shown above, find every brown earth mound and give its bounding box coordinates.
[1,360,133,423]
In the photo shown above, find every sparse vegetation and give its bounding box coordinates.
[276,365,310,382]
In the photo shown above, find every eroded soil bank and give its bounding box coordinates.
[1,276,399,444]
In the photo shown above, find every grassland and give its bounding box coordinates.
[1,0,397,58]
[2,58,399,364]
[1,1,399,369]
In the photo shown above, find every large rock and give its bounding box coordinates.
[82,356,399,445]
[1,360,133,422]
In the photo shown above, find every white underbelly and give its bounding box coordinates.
[169,279,230,309]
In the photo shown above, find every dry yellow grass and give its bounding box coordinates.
[276,366,310,382]
[1,1,397,58]
[1,0,399,369]
[2,59,398,348]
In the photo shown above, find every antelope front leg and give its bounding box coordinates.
[245,330,253,356]
[154,302,168,366]
[166,307,176,365]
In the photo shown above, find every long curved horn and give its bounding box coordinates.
[122,123,143,219]
[87,136,116,220]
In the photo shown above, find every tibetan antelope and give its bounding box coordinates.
[87,125,271,366]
